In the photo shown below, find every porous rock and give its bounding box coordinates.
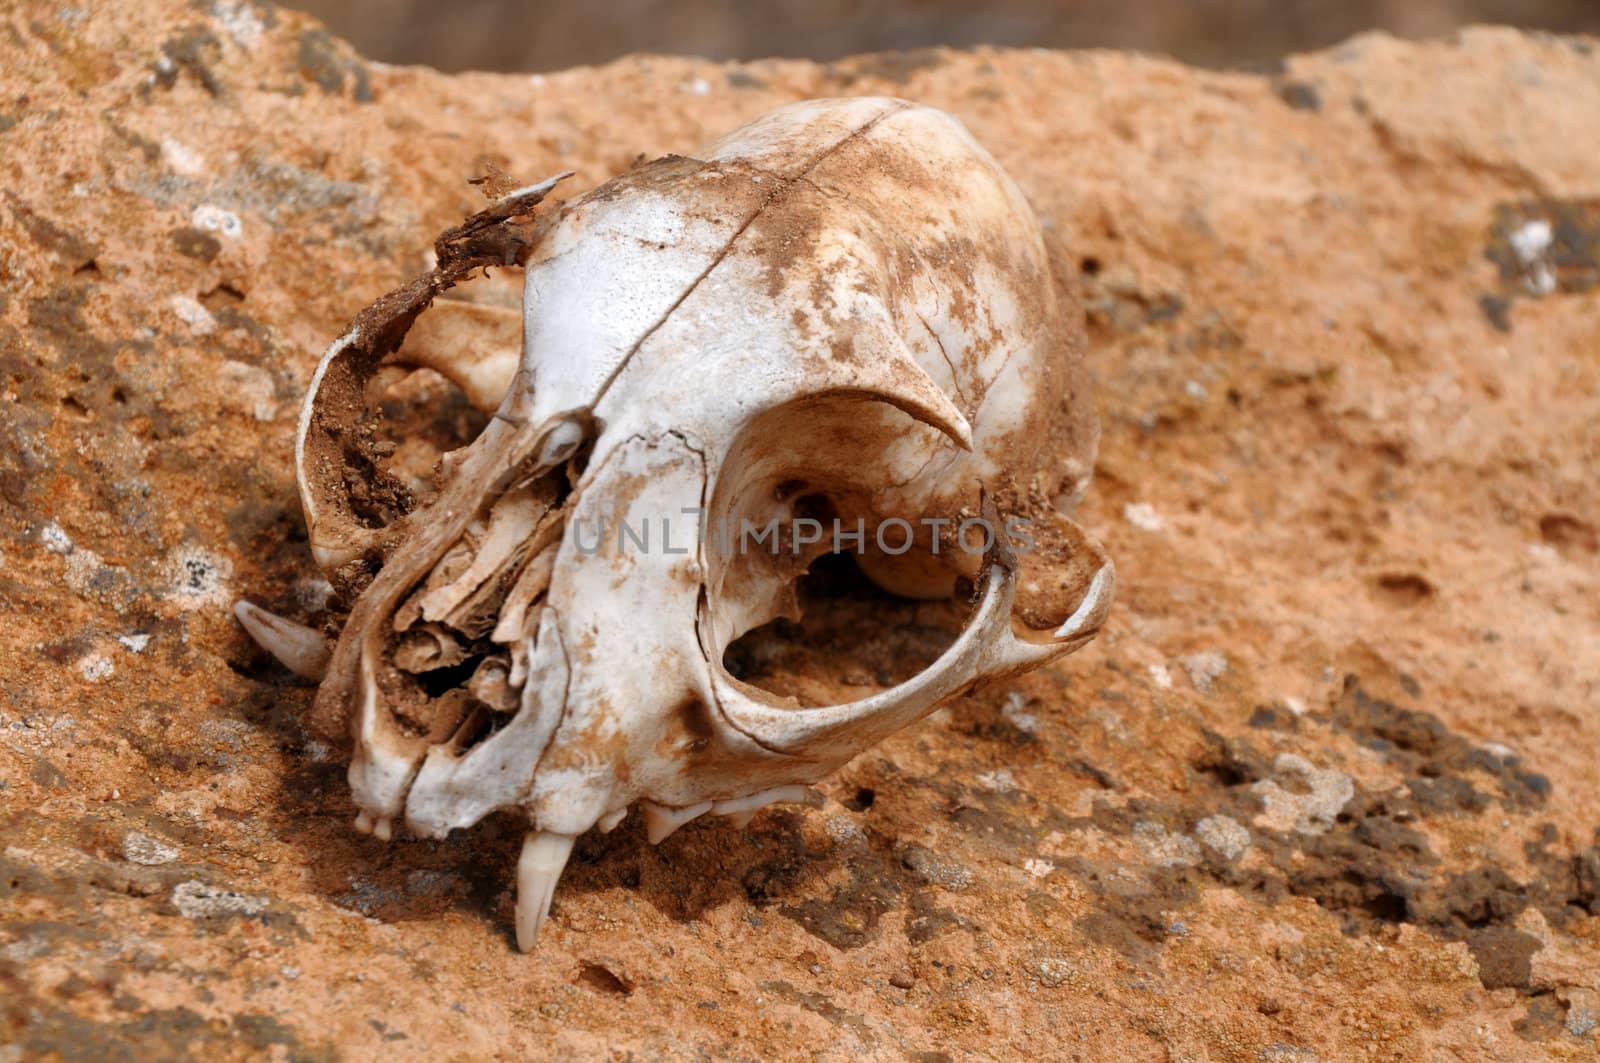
[2,5,1598,1059]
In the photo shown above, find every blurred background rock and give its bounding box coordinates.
[287,0,1600,72]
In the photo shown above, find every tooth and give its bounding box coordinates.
[233,600,331,680]
[641,801,713,845]
[354,811,374,835]
[373,816,394,842]
[596,807,627,834]
[516,832,575,952]
[713,786,821,829]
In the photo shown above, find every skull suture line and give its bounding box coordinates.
[236,97,1114,951]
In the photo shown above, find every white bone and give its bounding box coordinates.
[393,300,522,412]
[491,541,558,645]
[392,623,467,673]
[1054,562,1116,641]
[537,418,585,467]
[713,786,820,829]
[403,625,569,839]
[497,171,574,204]
[233,600,331,680]
[515,831,574,952]
[466,654,519,711]
[417,485,548,625]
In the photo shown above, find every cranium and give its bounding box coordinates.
[236,97,1113,951]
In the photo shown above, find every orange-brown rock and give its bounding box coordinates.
[2,4,1598,1059]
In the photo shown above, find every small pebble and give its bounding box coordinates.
[889,971,915,990]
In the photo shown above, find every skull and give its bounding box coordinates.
[236,97,1113,951]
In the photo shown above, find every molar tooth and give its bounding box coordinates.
[233,600,330,680]
[713,786,821,829]
[516,831,575,952]
[641,801,713,845]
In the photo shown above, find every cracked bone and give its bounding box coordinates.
[233,600,331,681]
[271,97,1113,951]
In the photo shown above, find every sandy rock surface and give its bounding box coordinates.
[3,3,1600,1060]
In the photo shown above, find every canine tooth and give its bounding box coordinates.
[713,786,820,829]
[233,600,330,680]
[596,807,627,833]
[515,831,575,952]
[641,800,713,845]
[353,811,374,835]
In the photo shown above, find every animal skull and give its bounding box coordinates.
[237,97,1113,951]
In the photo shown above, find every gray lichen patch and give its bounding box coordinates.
[1480,198,1600,328]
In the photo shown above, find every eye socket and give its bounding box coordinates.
[705,396,974,710]
[721,546,967,707]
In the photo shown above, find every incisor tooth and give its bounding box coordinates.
[516,832,575,952]
[233,600,331,680]
[353,811,374,835]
